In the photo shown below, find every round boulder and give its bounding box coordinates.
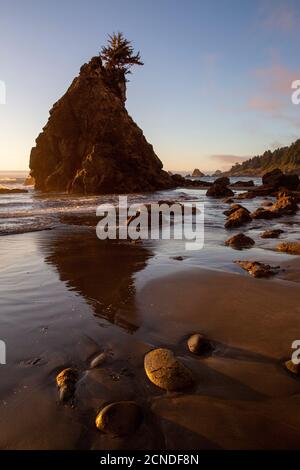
[144,348,194,391]
[285,360,300,375]
[95,401,142,436]
[187,334,208,355]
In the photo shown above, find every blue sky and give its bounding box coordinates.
[0,0,300,172]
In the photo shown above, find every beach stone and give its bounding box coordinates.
[251,208,279,219]
[223,204,250,217]
[225,233,255,249]
[187,334,207,355]
[225,208,252,229]
[144,348,193,391]
[95,401,142,436]
[56,367,78,402]
[277,242,300,255]
[234,260,280,278]
[260,229,284,239]
[90,352,107,368]
[271,192,298,216]
[285,360,300,375]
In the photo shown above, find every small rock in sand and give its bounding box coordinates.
[95,401,142,436]
[225,233,255,249]
[56,367,78,402]
[234,260,280,278]
[225,208,252,229]
[90,352,107,368]
[187,334,208,355]
[277,242,300,255]
[285,360,300,375]
[144,348,193,391]
[260,229,284,239]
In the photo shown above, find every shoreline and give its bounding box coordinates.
[0,227,299,449]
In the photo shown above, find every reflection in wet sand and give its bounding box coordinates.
[41,228,152,333]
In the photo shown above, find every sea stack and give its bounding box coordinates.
[29,56,173,194]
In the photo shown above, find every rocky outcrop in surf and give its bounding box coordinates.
[29,56,173,194]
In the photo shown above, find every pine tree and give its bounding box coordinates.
[100,32,143,76]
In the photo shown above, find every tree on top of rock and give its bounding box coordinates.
[100,32,143,77]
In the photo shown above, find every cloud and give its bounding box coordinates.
[246,60,300,125]
[209,154,249,170]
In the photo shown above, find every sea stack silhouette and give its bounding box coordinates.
[30,34,173,194]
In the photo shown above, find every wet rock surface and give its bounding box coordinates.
[234,261,280,278]
[225,233,255,249]
[144,348,194,391]
[95,401,142,436]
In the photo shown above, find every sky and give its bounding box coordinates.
[0,0,300,172]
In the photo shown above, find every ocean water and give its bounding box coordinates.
[0,171,299,270]
[0,172,261,236]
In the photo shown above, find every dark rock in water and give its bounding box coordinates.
[225,207,252,229]
[262,169,299,191]
[225,233,255,249]
[260,229,284,239]
[95,401,142,436]
[277,242,300,255]
[271,192,298,215]
[0,187,28,194]
[30,56,173,194]
[251,207,279,220]
[187,334,209,355]
[206,177,234,198]
[234,260,280,278]
[223,203,250,217]
[230,180,254,188]
[56,367,78,402]
[192,168,205,177]
[215,176,230,186]
[144,348,193,391]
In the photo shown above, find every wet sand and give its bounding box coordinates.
[0,227,299,449]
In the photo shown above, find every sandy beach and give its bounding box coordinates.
[0,225,299,450]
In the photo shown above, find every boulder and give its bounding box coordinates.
[192,168,204,177]
[95,401,142,436]
[234,260,280,278]
[270,192,298,215]
[225,207,252,229]
[187,333,209,355]
[285,360,300,375]
[0,186,28,194]
[206,177,233,198]
[225,233,255,249]
[223,204,250,217]
[276,242,300,255]
[230,180,254,188]
[262,169,299,191]
[144,348,193,391]
[260,229,284,239]
[56,367,78,402]
[30,56,173,194]
[251,208,279,220]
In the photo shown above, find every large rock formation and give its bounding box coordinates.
[29,57,173,194]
